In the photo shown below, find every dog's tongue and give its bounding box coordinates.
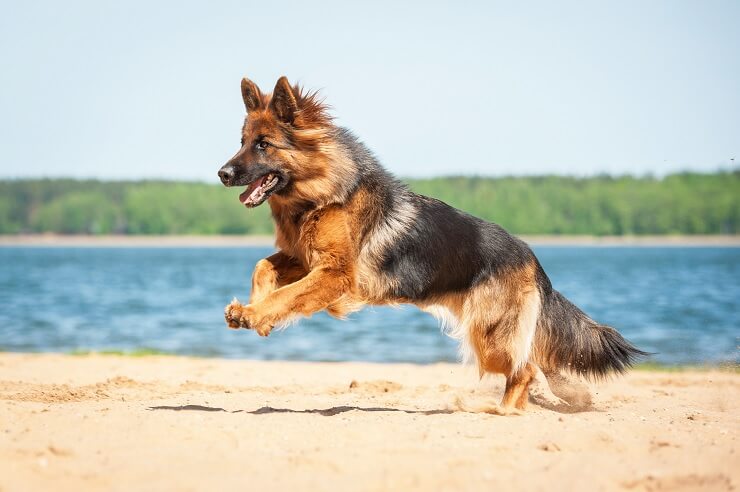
[239,176,267,205]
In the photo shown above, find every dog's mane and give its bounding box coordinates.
[282,84,334,152]
[292,84,332,127]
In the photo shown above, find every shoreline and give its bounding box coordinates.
[1,353,737,490]
[1,233,739,247]
[4,349,739,371]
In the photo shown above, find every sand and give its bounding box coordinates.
[0,353,737,491]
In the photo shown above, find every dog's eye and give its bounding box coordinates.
[255,141,269,151]
[240,138,245,146]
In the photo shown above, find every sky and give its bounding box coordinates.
[0,0,738,181]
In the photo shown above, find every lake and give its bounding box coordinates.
[0,246,737,365]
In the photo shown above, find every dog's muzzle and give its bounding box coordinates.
[218,164,237,186]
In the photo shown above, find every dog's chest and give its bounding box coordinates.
[274,221,307,267]
[273,209,325,269]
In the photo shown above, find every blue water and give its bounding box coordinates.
[0,246,738,365]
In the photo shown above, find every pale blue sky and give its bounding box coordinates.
[0,0,738,180]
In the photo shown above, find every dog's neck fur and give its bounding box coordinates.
[268,127,360,219]
[268,126,414,263]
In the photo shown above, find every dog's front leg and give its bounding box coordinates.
[249,251,307,304]
[225,265,351,336]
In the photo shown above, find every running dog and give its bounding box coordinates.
[218,76,646,413]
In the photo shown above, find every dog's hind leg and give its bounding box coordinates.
[465,280,541,413]
[456,318,536,415]
[503,362,537,411]
[454,358,536,415]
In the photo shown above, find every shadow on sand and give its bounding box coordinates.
[147,404,453,416]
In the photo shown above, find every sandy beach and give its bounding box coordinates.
[0,353,737,491]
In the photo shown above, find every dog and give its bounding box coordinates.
[218,76,647,413]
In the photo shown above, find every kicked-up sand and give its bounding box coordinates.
[0,353,737,491]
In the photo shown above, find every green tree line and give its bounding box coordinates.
[1,172,738,235]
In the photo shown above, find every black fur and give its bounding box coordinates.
[380,197,534,300]
[335,127,536,300]
[535,273,650,379]
[334,126,647,377]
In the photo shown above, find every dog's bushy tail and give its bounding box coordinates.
[532,290,649,380]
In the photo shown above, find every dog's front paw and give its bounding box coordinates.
[252,322,272,337]
[224,299,273,336]
[224,299,246,329]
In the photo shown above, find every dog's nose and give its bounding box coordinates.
[218,165,235,186]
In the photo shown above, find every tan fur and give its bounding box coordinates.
[418,262,542,411]
[226,203,358,336]
[248,252,308,305]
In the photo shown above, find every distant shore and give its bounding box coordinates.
[1,233,739,247]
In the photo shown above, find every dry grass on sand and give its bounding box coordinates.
[0,353,737,491]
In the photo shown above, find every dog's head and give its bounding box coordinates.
[218,76,338,208]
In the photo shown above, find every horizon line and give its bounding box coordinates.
[1,167,738,183]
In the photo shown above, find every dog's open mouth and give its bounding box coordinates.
[238,172,282,207]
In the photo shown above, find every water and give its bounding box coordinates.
[0,246,737,365]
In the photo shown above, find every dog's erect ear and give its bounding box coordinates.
[241,77,263,112]
[269,76,298,123]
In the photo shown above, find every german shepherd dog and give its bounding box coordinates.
[218,76,647,413]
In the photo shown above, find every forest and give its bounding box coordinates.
[1,171,738,235]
